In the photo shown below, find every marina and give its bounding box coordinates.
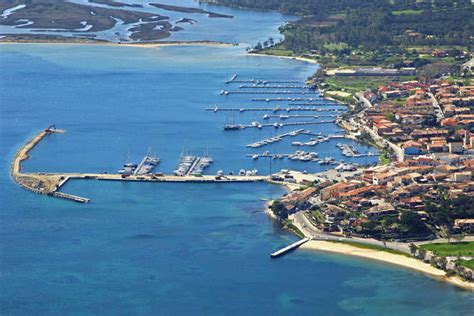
[223,120,336,130]
[239,84,311,89]
[262,114,338,120]
[225,74,300,85]
[336,143,379,158]
[206,106,345,113]
[246,129,305,148]
[221,90,317,96]
[174,154,214,176]
[10,128,269,203]
[247,150,327,163]
[252,97,325,102]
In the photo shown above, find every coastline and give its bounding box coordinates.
[301,240,474,291]
[247,52,319,65]
[248,50,474,292]
[0,39,238,48]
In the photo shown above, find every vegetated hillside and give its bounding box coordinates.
[204,0,474,53]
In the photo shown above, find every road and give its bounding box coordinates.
[428,92,445,122]
[292,211,411,254]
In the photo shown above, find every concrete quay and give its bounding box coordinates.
[10,128,270,204]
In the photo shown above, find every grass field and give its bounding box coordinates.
[330,241,411,257]
[323,76,414,93]
[392,9,423,15]
[457,259,474,270]
[419,241,474,257]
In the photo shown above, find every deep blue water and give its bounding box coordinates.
[1,3,474,315]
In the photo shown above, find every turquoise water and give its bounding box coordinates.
[1,4,474,315]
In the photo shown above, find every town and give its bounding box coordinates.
[267,66,474,282]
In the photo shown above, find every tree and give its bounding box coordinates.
[453,232,465,244]
[418,248,427,260]
[271,200,288,221]
[409,243,417,256]
[439,226,453,243]
[400,211,427,237]
[438,257,448,270]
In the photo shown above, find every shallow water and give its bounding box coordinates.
[0,2,473,315]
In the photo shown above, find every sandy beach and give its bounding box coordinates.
[301,240,474,291]
[247,52,319,65]
[0,40,237,48]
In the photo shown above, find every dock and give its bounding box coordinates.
[263,114,338,120]
[174,155,213,176]
[133,155,160,175]
[51,191,91,203]
[225,74,238,83]
[246,129,305,148]
[10,128,270,204]
[225,75,301,84]
[252,98,325,102]
[270,237,310,258]
[206,107,344,113]
[221,90,317,96]
[224,120,336,130]
[239,84,310,89]
[336,143,379,158]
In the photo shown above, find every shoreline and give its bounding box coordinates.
[247,52,319,65]
[246,50,473,292]
[0,39,238,48]
[301,240,474,291]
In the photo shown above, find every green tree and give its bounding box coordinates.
[271,200,288,221]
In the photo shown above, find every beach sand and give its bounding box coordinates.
[301,240,474,291]
[0,40,237,48]
[247,52,319,65]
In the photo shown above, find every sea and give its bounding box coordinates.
[0,1,473,315]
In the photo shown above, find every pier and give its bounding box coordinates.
[134,155,160,175]
[252,98,325,102]
[206,106,344,113]
[263,114,338,120]
[221,90,317,96]
[10,128,270,203]
[270,237,310,258]
[52,191,91,203]
[174,155,213,176]
[239,84,309,89]
[224,120,336,130]
[336,143,379,158]
[246,129,305,148]
[224,75,300,85]
[225,73,238,83]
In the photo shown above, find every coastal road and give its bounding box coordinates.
[292,211,411,254]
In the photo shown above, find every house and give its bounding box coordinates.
[403,140,423,156]
[320,181,362,201]
[372,172,396,185]
[363,203,397,219]
[338,185,385,199]
[454,219,474,234]
[453,171,472,182]
[448,142,464,154]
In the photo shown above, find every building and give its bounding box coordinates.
[448,142,464,154]
[454,219,474,234]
